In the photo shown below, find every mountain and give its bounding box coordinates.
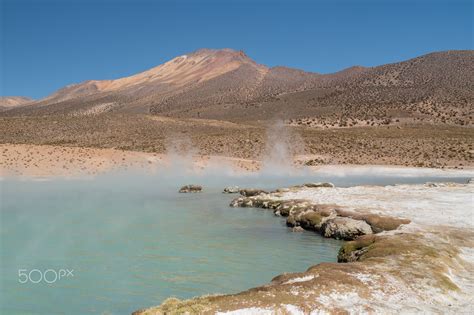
[283,50,474,126]
[0,96,34,110]
[4,48,322,117]
[2,49,473,126]
[46,49,265,102]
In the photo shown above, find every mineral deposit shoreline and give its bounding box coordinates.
[134,180,474,314]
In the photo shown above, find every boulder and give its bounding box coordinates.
[229,197,244,207]
[335,209,410,233]
[230,196,282,209]
[337,235,376,262]
[275,200,311,216]
[286,207,336,231]
[296,212,326,231]
[321,217,373,240]
[292,226,305,232]
[229,197,254,207]
[223,186,240,193]
[257,199,281,209]
[239,189,268,197]
[297,211,327,232]
[361,214,410,233]
[179,185,202,193]
[303,182,335,188]
[286,215,297,227]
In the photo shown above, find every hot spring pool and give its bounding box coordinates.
[0,170,469,314]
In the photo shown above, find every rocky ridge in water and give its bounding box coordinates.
[178,185,203,193]
[229,183,409,241]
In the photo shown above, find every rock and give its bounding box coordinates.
[229,197,254,207]
[338,235,376,262]
[274,188,290,193]
[230,196,282,209]
[223,186,240,193]
[296,212,325,231]
[292,226,305,232]
[229,197,244,207]
[335,209,410,233]
[257,199,281,209]
[285,204,337,229]
[239,189,268,197]
[303,182,335,188]
[321,217,373,240]
[275,200,311,217]
[425,182,440,188]
[361,214,410,233]
[286,215,297,227]
[179,185,202,193]
[286,206,336,231]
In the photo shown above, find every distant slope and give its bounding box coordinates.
[284,50,474,126]
[2,49,473,126]
[0,96,34,111]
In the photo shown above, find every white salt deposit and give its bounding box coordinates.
[315,165,474,178]
[283,304,305,315]
[284,275,316,284]
[216,307,273,315]
[274,182,474,229]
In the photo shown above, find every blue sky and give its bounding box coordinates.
[1,0,472,99]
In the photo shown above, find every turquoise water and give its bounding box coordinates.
[0,171,469,314]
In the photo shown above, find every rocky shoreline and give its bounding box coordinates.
[134,180,474,314]
[229,183,410,243]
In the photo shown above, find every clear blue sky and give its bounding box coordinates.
[1,0,472,99]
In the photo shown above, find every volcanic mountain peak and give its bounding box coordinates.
[46,48,266,102]
[138,47,266,84]
[188,48,255,63]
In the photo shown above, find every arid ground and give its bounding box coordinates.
[0,114,473,176]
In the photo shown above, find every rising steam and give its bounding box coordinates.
[158,120,307,176]
[260,120,306,175]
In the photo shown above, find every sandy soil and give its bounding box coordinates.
[0,144,262,178]
[0,144,162,177]
[3,143,472,179]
